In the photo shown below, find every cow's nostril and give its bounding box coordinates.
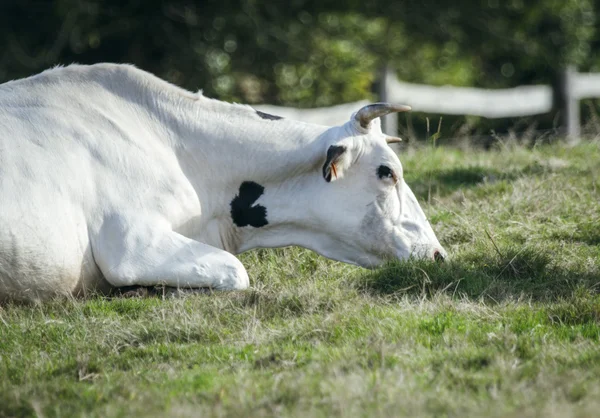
[434,250,445,263]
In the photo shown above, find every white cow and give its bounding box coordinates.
[0,63,446,301]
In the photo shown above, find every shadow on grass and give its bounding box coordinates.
[405,161,585,201]
[550,223,600,246]
[580,232,600,246]
[406,166,516,201]
[355,246,600,301]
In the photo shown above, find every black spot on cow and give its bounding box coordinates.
[230,181,269,228]
[256,110,283,121]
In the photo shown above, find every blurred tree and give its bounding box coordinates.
[0,0,597,135]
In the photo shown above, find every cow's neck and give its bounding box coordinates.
[172,98,332,179]
[155,94,342,253]
[234,173,338,257]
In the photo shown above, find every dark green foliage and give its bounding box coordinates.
[1,1,600,137]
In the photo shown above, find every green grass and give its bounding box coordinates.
[1,140,600,417]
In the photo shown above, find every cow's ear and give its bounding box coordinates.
[322,145,348,182]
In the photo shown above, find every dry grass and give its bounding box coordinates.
[1,140,599,417]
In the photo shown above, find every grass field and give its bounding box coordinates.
[1,140,599,417]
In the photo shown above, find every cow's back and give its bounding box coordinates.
[0,65,192,300]
[0,72,111,299]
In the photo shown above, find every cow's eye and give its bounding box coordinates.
[377,165,394,180]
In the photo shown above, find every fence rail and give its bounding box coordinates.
[255,66,600,143]
[382,73,553,118]
[574,72,600,99]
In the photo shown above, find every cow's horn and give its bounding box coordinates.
[355,103,412,129]
[386,137,403,144]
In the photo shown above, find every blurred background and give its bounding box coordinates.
[1,0,599,143]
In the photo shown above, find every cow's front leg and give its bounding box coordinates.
[91,215,249,290]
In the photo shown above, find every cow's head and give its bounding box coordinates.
[307,103,446,268]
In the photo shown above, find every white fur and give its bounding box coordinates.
[0,63,445,300]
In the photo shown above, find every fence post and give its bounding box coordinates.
[378,65,398,136]
[555,66,580,143]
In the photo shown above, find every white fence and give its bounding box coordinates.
[382,73,552,118]
[255,66,600,142]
